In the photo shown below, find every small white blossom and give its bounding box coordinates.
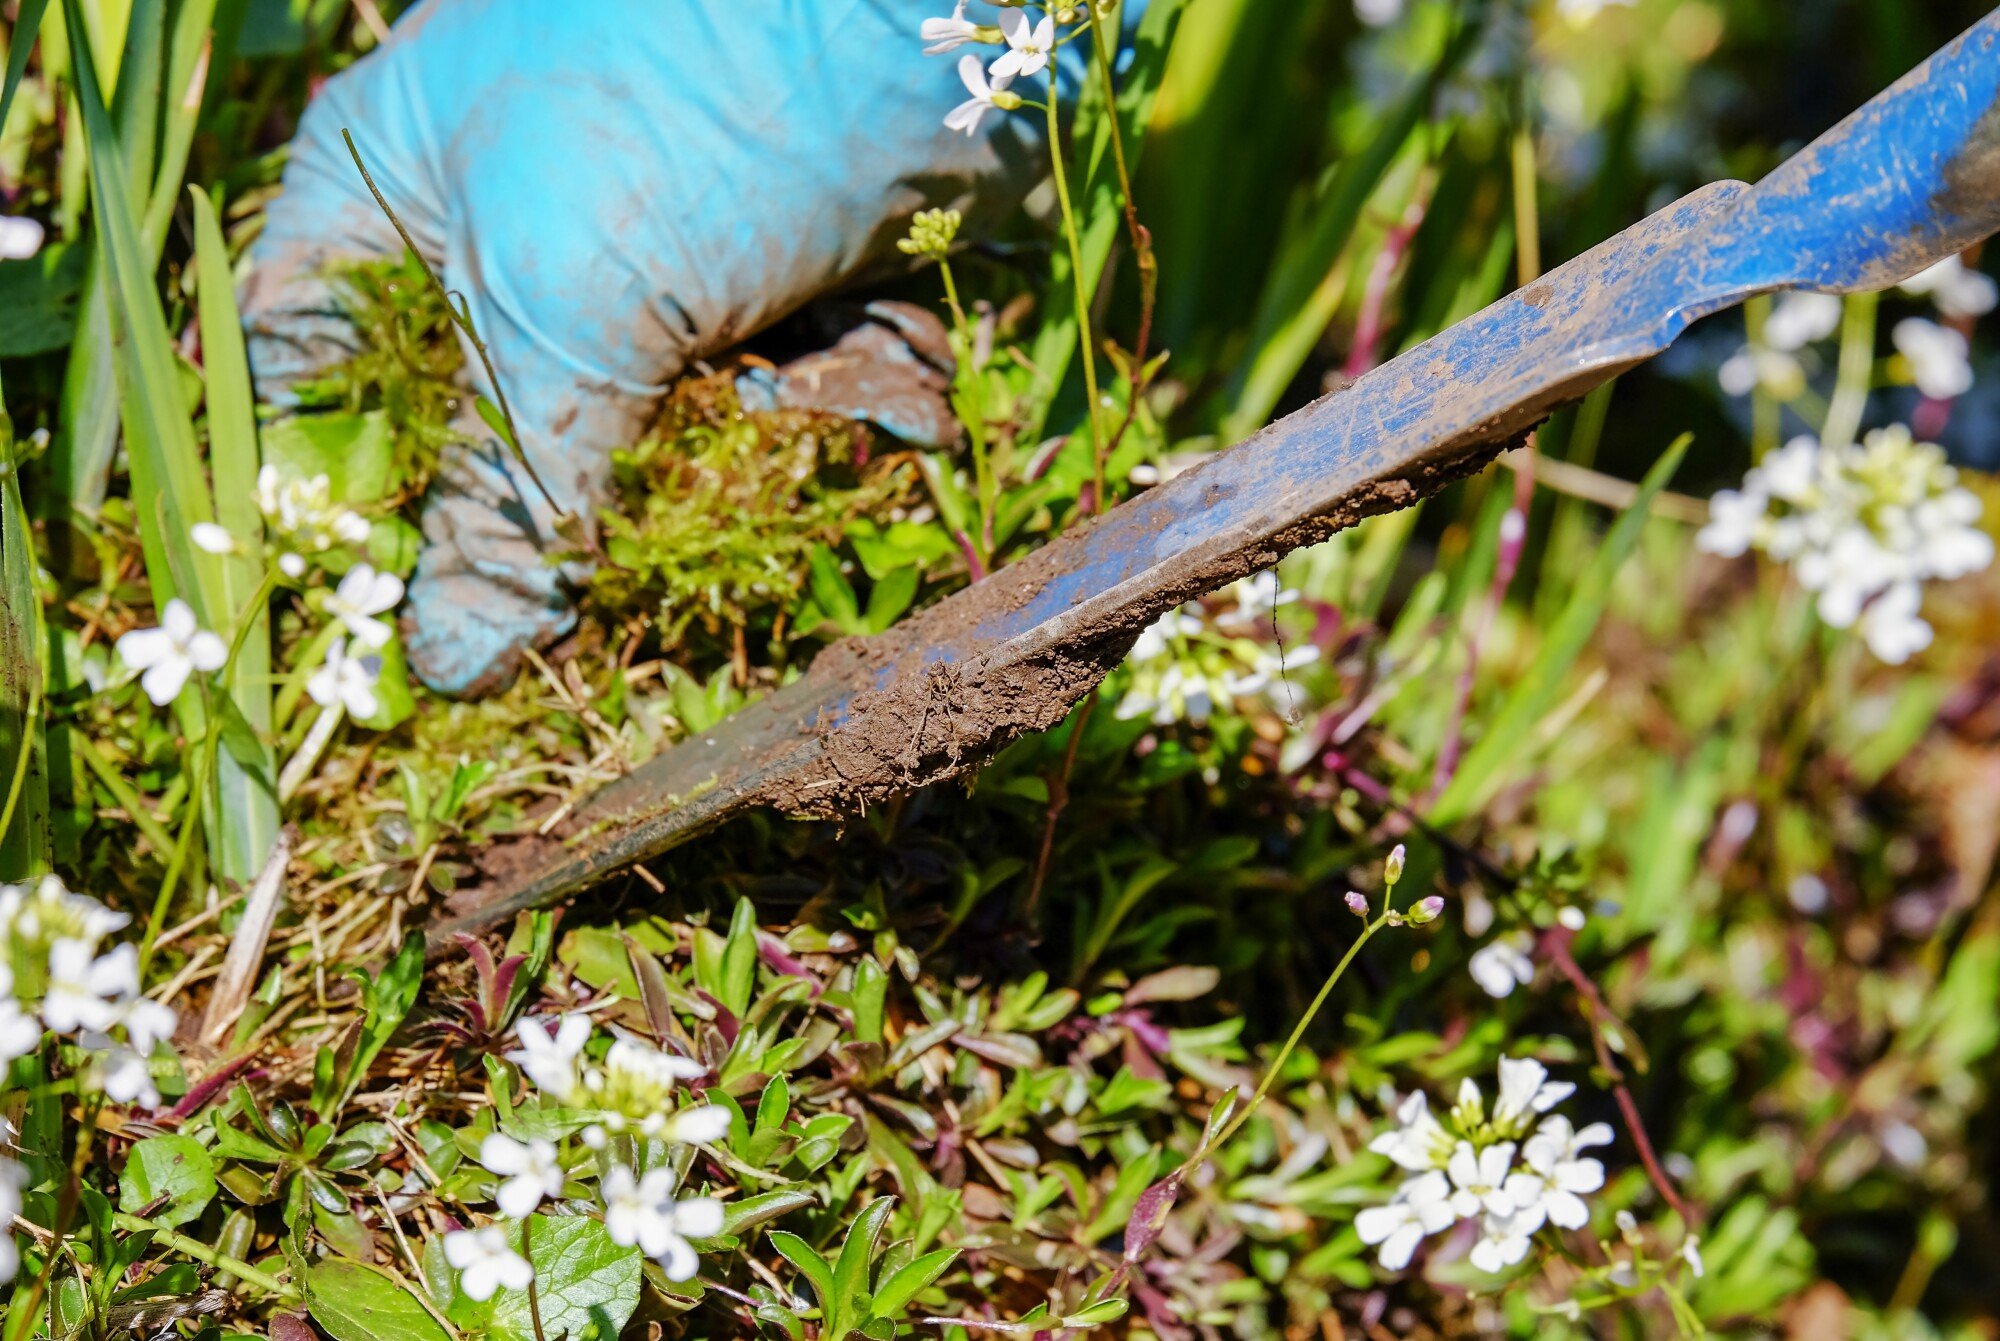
[1762,291,1843,352]
[507,1014,593,1103]
[1718,345,1806,400]
[1368,1091,1455,1172]
[1353,0,1405,26]
[1445,1140,1517,1219]
[1893,317,1974,399]
[255,466,372,576]
[0,216,43,261]
[84,1037,160,1107]
[1468,933,1534,998]
[1859,580,1932,664]
[40,940,138,1037]
[1492,1058,1575,1135]
[0,995,39,1064]
[990,9,1055,80]
[1468,1206,1538,1273]
[0,1158,23,1284]
[582,1040,727,1143]
[944,53,1015,136]
[443,1225,534,1301]
[1554,0,1636,20]
[116,599,228,706]
[598,1164,724,1282]
[307,637,382,720]
[1514,1115,1611,1229]
[325,563,405,649]
[1680,1234,1705,1278]
[920,0,984,54]
[1900,255,1998,319]
[1355,1170,1454,1270]
[190,523,239,555]
[480,1133,566,1220]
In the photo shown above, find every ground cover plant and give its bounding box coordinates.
[4,0,2000,1337]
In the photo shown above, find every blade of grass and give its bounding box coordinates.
[62,0,275,886]
[1023,0,1189,442]
[191,184,279,878]
[0,370,51,879]
[0,0,51,129]
[1429,434,1693,826]
[1216,18,1478,442]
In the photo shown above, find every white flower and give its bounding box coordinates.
[84,1037,160,1107]
[1368,1091,1455,1173]
[1695,487,1768,558]
[0,216,44,261]
[1353,0,1405,26]
[0,1158,22,1284]
[583,1040,726,1142]
[507,1014,593,1103]
[1468,933,1534,999]
[1900,255,1998,319]
[480,1133,565,1219]
[1492,1057,1575,1136]
[990,9,1055,80]
[118,995,177,1054]
[325,563,404,649]
[1893,318,1974,399]
[0,995,40,1064]
[1718,345,1805,400]
[1445,1140,1517,1219]
[1355,1171,1455,1270]
[1680,1234,1704,1279]
[598,1164,724,1282]
[944,53,1014,136]
[443,1225,534,1301]
[307,637,382,720]
[255,466,372,577]
[1859,581,1933,665]
[1762,291,1843,352]
[190,523,239,555]
[40,940,137,1037]
[116,599,227,706]
[1554,0,1636,21]
[1468,1206,1538,1273]
[920,0,982,54]
[1512,1115,1611,1229]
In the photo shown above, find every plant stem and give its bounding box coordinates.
[1821,290,1879,448]
[519,1215,550,1341]
[111,1212,300,1300]
[140,709,216,975]
[278,702,344,803]
[1042,75,1108,512]
[939,258,995,559]
[1206,913,1389,1155]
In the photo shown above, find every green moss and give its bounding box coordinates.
[585,371,915,647]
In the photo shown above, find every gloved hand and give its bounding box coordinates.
[243,0,1123,695]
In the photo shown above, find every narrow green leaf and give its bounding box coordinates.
[1430,434,1693,825]
[868,1249,958,1321]
[768,1231,835,1314]
[0,0,49,130]
[830,1196,896,1332]
[0,376,49,878]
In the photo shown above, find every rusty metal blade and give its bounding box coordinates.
[434,10,2000,943]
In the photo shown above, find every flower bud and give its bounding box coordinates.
[990,89,1025,111]
[1407,896,1444,926]
[1344,891,1369,918]
[1383,843,1406,885]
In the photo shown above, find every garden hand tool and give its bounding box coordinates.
[239,0,1142,697]
[435,11,2000,942]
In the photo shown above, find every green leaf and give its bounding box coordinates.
[0,0,49,130]
[829,1196,896,1334]
[339,932,423,1108]
[0,377,49,879]
[1062,1298,1130,1327]
[306,1258,450,1341]
[0,243,86,358]
[475,396,518,451]
[438,1216,641,1341]
[867,1249,958,1321]
[1430,434,1692,825]
[849,957,887,1047]
[768,1232,835,1315]
[715,1187,818,1238]
[719,897,759,1019]
[262,412,395,506]
[117,1135,215,1229]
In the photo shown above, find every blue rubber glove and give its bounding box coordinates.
[243,0,1122,695]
